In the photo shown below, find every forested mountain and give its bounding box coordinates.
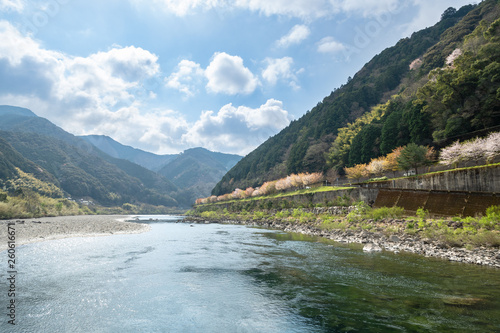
[157,147,242,200]
[213,1,500,196]
[0,105,242,206]
[81,135,242,200]
[0,136,57,185]
[0,107,187,206]
[81,135,177,172]
[0,130,182,206]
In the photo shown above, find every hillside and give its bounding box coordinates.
[0,136,57,185]
[0,107,187,207]
[81,135,242,200]
[0,130,181,206]
[81,135,176,172]
[213,1,500,196]
[157,147,242,199]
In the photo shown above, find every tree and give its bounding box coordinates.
[344,164,369,183]
[384,147,403,177]
[397,143,431,175]
[441,7,457,21]
[325,169,339,185]
[461,138,486,165]
[485,132,500,162]
[367,157,386,177]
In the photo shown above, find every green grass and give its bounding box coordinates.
[189,202,500,249]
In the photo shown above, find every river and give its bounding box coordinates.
[1,215,499,332]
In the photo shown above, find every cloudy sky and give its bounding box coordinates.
[0,0,478,156]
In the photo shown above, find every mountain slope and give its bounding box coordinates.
[157,147,242,199]
[0,136,57,185]
[0,107,187,206]
[81,135,176,172]
[212,2,496,196]
[0,130,180,206]
[81,135,242,199]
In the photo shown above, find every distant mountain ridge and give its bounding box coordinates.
[0,105,242,206]
[81,135,242,200]
[81,135,176,172]
[157,147,242,200]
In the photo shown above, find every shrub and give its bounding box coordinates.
[369,206,405,221]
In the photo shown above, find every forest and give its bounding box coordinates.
[213,1,500,197]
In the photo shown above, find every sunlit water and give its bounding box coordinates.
[1,215,499,332]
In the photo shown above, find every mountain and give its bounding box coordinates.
[0,136,57,185]
[157,147,242,199]
[0,106,185,206]
[81,134,242,199]
[81,135,176,172]
[213,1,500,196]
[0,105,37,118]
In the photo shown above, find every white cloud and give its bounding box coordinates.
[130,0,407,18]
[0,0,24,12]
[183,99,291,155]
[165,59,204,97]
[262,57,300,90]
[276,24,310,48]
[205,52,259,95]
[131,0,224,16]
[317,36,346,54]
[0,20,164,138]
[0,21,291,155]
[332,0,400,17]
[235,0,333,19]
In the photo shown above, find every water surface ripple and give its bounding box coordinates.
[1,216,499,332]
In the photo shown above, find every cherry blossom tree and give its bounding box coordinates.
[461,137,486,165]
[367,157,386,177]
[485,132,500,162]
[440,140,463,168]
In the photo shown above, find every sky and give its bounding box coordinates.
[0,0,479,156]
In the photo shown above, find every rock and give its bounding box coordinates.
[389,235,400,242]
[363,243,382,252]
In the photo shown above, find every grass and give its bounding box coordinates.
[188,202,500,249]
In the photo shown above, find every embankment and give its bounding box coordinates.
[185,215,500,268]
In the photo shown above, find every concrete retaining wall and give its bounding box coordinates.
[202,188,379,211]
[365,165,500,193]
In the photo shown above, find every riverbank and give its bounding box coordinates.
[0,215,150,251]
[185,215,500,268]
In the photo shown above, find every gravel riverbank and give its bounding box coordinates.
[0,215,150,251]
[185,216,500,268]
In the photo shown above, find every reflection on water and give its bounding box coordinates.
[0,216,499,332]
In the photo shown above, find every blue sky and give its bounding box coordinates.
[0,0,478,155]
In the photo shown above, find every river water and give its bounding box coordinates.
[1,215,499,332]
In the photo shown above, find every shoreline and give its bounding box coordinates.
[185,216,500,268]
[0,215,151,251]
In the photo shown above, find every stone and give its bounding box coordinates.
[363,243,382,252]
[389,235,400,242]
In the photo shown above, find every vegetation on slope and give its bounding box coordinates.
[213,1,499,196]
[188,202,500,249]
